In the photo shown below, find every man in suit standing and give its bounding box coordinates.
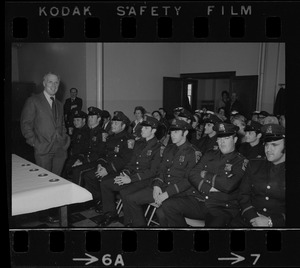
[20,72,70,223]
[64,87,83,135]
[21,72,70,175]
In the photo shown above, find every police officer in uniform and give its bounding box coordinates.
[82,111,134,212]
[61,110,89,179]
[189,122,248,227]
[195,113,223,155]
[98,116,162,226]
[71,106,106,185]
[126,119,202,227]
[238,120,265,159]
[230,124,285,227]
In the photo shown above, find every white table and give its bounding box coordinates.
[11,154,93,226]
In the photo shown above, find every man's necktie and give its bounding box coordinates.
[50,97,57,121]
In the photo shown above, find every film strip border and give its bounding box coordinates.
[10,229,300,266]
[5,1,299,41]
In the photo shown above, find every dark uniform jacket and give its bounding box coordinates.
[238,141,265,160]
[238,159,285,226]
[64,97,83,124]
[122,137,162,183]
[77,124,105,164]
[195,134,219,155]
[69,124,89,158]
[152,141,201,198]
[97,130,134,174]
[189,150,248,208]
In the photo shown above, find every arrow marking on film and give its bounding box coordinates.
[73,253,98,266]
[218,252,245,265]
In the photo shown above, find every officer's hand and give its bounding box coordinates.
[153,186,162,203]
[200,170,207,178]
[72,159,82,167]
[250,214,269,227]
[114,172,131,185]
[156,192,169,205]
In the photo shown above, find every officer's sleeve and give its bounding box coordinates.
[202,156,248,194]
[188,154,209,193]
[238,163,259,222]
[165,148,199,197]
[152,146,170,188]
[269,213,286,227]
[105,139,134,174]
[20,97,36,147]
[130,145,162,183]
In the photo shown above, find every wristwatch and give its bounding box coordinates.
[268,217,273,227]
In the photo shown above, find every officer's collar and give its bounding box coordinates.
[176,140,189,149]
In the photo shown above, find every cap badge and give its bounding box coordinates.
[219,124,225,131]
[266,125,273,134]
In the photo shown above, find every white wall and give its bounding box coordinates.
[179,43,260,75]
[103,43,181,120]
[17,43,87,110]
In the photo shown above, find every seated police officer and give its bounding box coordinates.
[125,119,201,227]
[231,124,285,227]
[195,113,223,155]
[189,122,248,227]
[82,111,134,213]
[238,120,265,159]
[98,116,162,227]
[70,107,106,185]
[61,110,89,179]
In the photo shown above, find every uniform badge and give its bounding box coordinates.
[195,151,202,163]
[114,146,120,153]
[266,125,273,134]
[92,136,97,142]
[256,155,262,158]
[219,124,225,131]
[224,164,232,172]
[242,159,249,171]
[213,145,219,150]
[147,150,152,156]
[179,155,185,162]
[160,146,166,157]
[77,134,82,140]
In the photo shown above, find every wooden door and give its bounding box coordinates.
[231,75,258,119]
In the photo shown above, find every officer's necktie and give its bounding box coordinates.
[50,96,57,121]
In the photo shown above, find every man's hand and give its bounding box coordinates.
[95,164,108,178]
[155,192,169,206]
[153,186,163,205]
[250,213,270,227]
[114,172,131,186]
[72,159,83,167]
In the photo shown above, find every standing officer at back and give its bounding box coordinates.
[189,122,248,227]
[231,124,285,227]
[71,106,106,184]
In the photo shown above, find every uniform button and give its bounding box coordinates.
[167,168,170,171]
[265,196,269,200]
[225,204,229,207]
[205,196,208,199]
[267,185,271,189]
[204,165,207,167]
[136,167,139,170]
[192,191,195,194]
[167,159,169,162]
[168,175,171,177]
[263,208,267,212]
[136,162,139,164]
[225,172,228,175]
[167,182,170,185]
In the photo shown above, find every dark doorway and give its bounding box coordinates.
[163,77,198,116]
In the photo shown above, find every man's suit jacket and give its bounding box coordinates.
[64,97,83,116]
[20,92,70,155]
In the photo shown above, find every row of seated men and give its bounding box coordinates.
[62,106,285,227]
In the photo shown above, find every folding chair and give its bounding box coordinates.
[144,203,160,226]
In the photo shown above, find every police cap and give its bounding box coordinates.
[73,110,87,119]
[213,122,239,137]
[169,119,192,131]
[204,113,222,124]
[101,110,111,119]
[88,106,102,116]
[244,120,262,132]
[178,108,194,121]
[112,111,130,126]
[261,124,285,142]
[140,115,159,128]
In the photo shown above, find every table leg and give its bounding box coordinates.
[59,206,68,227]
